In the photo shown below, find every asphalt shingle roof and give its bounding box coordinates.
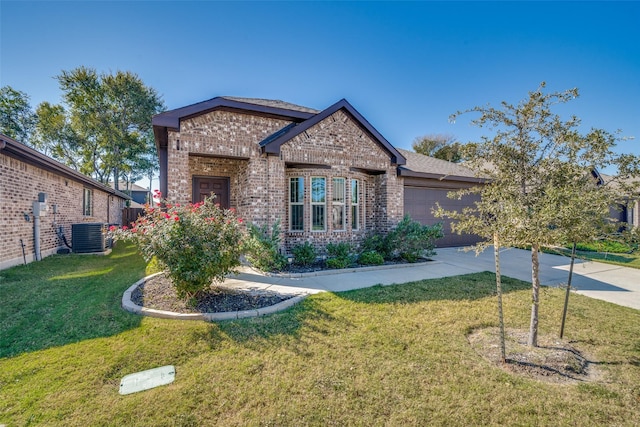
[220,97,320,114]
[397,148,478,179]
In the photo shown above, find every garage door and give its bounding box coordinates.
[404,186,481,247]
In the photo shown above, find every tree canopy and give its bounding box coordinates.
[412,133,464,163]
[35,67,165,189]
[0,86,36,143]
[437,82,640,347]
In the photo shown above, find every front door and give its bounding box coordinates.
[192,176,230,209]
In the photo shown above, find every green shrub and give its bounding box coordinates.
[575,240,634,254]
[326,242,353,269]
[244,220,287,272]
[358,251,384,266]
[387,215,444,262]
[360,233,394,260]
[326,257,350,269]
[292,242,317,266]
[110,193,243,298]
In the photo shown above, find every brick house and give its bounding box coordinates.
[0,134,130,270]
[152,97,483,253]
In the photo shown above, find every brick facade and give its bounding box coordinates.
[0,139,127,270]
[157,101,405,254]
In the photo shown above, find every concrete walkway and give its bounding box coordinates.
[223,247,640,311]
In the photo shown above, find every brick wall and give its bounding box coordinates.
[0,152,125,270]
[164,107,403,254]
[280,109,404,246]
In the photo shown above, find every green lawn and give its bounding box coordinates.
[1,243,639,426]
[545,245,640,269]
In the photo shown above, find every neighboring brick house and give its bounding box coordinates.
[152,97,483,252]
[0,134,130,270]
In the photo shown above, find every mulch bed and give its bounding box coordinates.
[468,327,601,384]
[276,258,426,274]
[131,274,296,314]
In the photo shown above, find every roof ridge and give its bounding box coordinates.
[219,96,320,114]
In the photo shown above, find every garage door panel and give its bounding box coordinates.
[404,187,481,247]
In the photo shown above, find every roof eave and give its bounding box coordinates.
[0,134,131,199]
[151,96,316,131]
[397,167,488,183]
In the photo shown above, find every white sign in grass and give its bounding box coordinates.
[119,365,176,395]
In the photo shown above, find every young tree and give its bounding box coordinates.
[0,86,36,144]
[438,83,639,347]
[412,133,464,163]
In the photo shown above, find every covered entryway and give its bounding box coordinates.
[192,176,230,209]
[404,185,480,247]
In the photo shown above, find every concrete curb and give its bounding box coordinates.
[121,273,309,322]
[243,259,440,278]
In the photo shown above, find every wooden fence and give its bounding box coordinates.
[122,207,145,226]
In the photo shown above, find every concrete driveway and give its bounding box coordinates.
[433,247,640,310]
[224,247,640,311]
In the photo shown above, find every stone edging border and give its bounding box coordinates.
[122,272,308,322]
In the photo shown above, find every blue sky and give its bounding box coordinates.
[2,1,639,176]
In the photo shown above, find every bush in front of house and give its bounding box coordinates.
[326,242,353,269]
[358,250,384,266]
[110,193,244,298]
[292,242,317,266]
[360,232,394,260]
[386,215,444,262]
[244,220,287,272]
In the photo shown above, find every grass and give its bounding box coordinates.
[545,245,640,269]
[1,243,639,426]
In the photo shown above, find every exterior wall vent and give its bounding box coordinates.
[72,223,106,253]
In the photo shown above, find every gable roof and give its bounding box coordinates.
[219,97,320,114]
[260,98,406,166]
[0,134,130,199]
[152,96,316,131]
[397,148,485,183]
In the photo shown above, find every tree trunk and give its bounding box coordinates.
[560,242,577,339]
[113,166,119,191]
[494,234,507,363]
[528,244,540,347]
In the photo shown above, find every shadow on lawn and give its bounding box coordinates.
[197,272,530,348]
[196,296,337,351]
[0,243,146,359]
[336,271,531,305]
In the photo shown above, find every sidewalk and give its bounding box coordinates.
[224,247,640,311]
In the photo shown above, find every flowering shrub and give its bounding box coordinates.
[110,192,244,298]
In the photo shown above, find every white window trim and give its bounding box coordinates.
[311,176,326,232]
[332,177,346,231]
[351,179,360,231]
[289,177,304,232]
[83,188,93,217]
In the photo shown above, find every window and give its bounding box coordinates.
[351,179,360,230]
[83,188,93,216]
[289,177,304,231]
[332,177,345,231]
[311,177,326,231]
